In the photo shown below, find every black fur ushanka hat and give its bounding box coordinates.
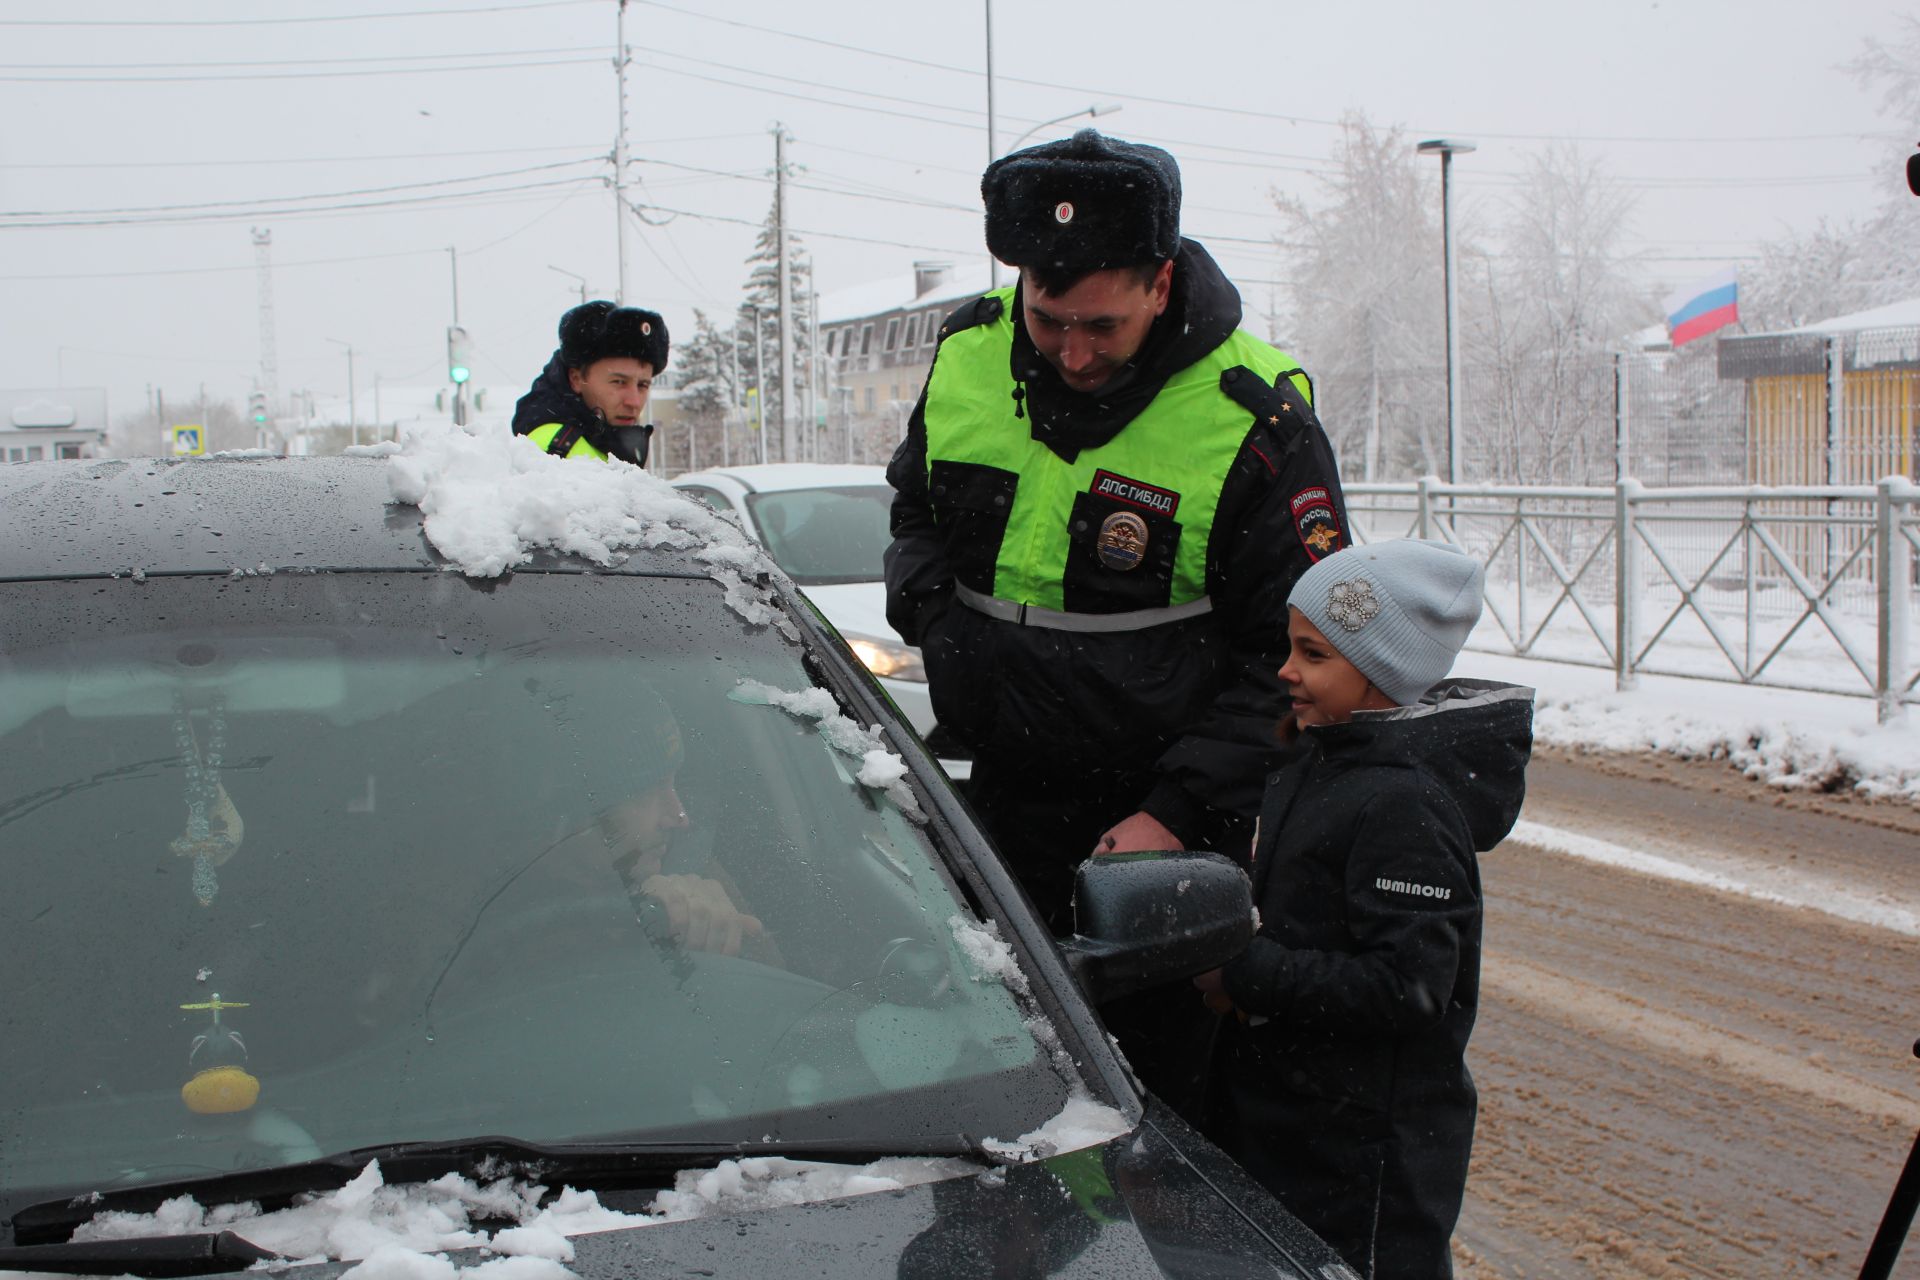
[558,301,670,374]
[981,129,1182,276]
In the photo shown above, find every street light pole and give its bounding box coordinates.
[985,0,998,290]
[326,338,357,448]
[986,101,1124,292]
[549,265,589,303]
[1417,138,1474,485]
[1003,103,1123,156]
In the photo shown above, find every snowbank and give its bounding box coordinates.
[1452,651,1920,806]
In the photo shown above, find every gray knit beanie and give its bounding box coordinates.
[1287,540,1484,705]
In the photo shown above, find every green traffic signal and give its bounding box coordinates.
[447,325,472,385]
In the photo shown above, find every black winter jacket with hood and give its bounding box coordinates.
[884,240,1348,855]
[1210,678,1533,1276]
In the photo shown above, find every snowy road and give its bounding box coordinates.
[1454,748,1920,1279]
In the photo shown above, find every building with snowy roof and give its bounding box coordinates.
[1717,299,1920,489]
[816,261,992,461]
[2,387,107,462]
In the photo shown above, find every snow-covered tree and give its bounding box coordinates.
[1732,20,1920,332]
[1272,112,1446,481]
[1464,144,1650,483]
[660,309,740,471]
[737,195,814,460]
[1742,218,1878,331]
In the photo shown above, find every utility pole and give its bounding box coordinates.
[752,305,770,466]
[611,0,633,304]
[773,124,796,465]
[251,228,279,445]
[984,0,999,290]
[327,339,357,447]
[807,282,820,463]
[727,319,743,468]
[448,246,468,427]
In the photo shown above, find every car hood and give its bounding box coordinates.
[799,580,901,645]
[274,1104,1335,1278]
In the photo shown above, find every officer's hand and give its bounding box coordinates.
[640,873,765,957]
[1093,811,1184,856]
[1192,966,1234,1015]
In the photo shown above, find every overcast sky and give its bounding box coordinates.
[1,0,1910,426]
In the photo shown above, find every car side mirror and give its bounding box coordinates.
[1056,851,1254,1006]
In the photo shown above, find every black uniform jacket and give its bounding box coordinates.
[883,240,1348,846]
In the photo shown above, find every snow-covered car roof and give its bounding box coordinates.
[0,452,743,584]
[671,462,889,494]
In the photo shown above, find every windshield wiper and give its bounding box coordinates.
[0,1228,284,1278]
[10,1133,993,1246]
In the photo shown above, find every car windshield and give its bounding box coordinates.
[0,570,1067,1203]
[743,486,892,585]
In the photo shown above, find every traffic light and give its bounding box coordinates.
[248,391,268,425]
[447,326,472,385]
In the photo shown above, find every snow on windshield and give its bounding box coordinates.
[386,427,794,639]
[729,678,922,817]
[54,1137,1113,1275]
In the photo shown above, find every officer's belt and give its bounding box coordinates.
[954,584,1213,633]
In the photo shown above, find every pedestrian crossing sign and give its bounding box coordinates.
[170,425,204,456]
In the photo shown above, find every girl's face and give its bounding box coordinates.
[1278,606,1398,728]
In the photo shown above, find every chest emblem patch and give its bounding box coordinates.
[1095,511,1149,571]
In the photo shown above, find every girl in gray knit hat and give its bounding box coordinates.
[1193,539,1534,1280]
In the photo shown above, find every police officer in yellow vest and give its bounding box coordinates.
[512,300,669,465]
[885,129,1349,925]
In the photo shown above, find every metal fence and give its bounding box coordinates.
[1345,478,1920,724]
[1314,327,1920,490]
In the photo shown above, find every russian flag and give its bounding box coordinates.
[1665,268,1739,347]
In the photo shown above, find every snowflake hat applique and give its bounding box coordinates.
[1326,579,1381,632]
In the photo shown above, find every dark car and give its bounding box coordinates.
[0,448,1348,1279]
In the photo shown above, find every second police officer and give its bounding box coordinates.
[512,300,670,465]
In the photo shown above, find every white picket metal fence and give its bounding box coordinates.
[1343,477,1920,724]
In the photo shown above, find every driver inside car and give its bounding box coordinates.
[583,685,767,960]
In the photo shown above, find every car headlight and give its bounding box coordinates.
[844,632,927,682]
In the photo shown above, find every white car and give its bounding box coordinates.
[671,463,968,777]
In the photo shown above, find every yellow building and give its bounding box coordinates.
[1718,299,1920,487]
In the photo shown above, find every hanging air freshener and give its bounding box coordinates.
[179,993,260,1115]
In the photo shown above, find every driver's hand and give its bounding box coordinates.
[640,873,765,957]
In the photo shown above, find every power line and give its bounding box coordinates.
[0,176,600,229]
[639,1,1897,147]
[0,136,755,172]
[0,54,602,83]
[0,44,602,71]
[3,157,602,219]
[0,1,594,27]
[634,201,978,257]
[634,50,1868,195]
[0,248,444,283]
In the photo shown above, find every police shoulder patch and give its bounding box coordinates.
[1291,486,1342,562]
